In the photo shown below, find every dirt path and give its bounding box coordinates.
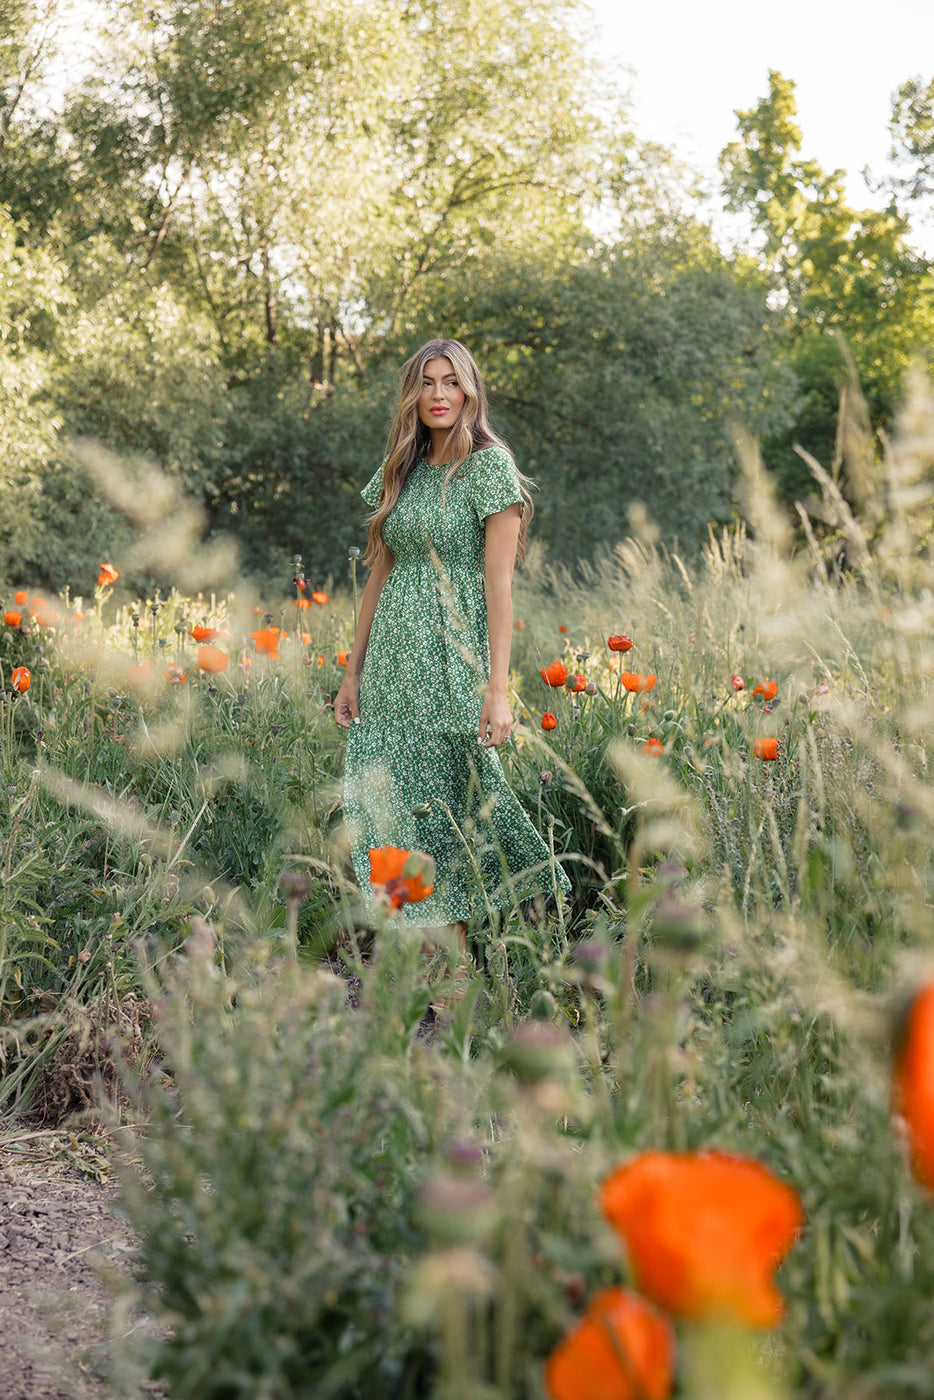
[0,1130,144,1400]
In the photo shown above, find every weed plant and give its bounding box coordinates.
[3,382,934,1395]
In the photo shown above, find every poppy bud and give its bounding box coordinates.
[279,871,311,903]
[571,940,608,975]
[412,802,432,818]
[584,681,598,696]
[539,770,553,784]
[419,1175,496,1246]
[503,1021,575,1084]
[529,988,558,1020]
[348,547,361,559]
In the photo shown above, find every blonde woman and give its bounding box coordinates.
[334,338,571,929]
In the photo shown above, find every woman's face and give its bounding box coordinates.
[417,356,466,433]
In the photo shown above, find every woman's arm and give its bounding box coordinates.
[333,549,395,728]
[479,502,522,747]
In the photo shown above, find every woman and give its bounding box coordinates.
[334,338,571,927]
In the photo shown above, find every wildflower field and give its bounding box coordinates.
[4,386,934,1400]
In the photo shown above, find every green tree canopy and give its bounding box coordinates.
[721,70,934,503]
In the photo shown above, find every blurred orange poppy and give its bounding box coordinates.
[13,590,27,605]
[752,680,778,701]
[621,672,657,694]
[295,598,311,609]
[4,611,22,627]
[541,711,557,731]
[311,591,328,605]
[31,602,61,626]
[164,663,187,685]
[642,737,664,756]
[11,666,30,694]
[190,626,227,642]
[97,563,119,586]
[197,645,229,673]
[599,1150,803,1327]
[753,738,779,760]
[607,635,633,652]
[514,619,525,630]
[127,662,153,686]
[368,847,435,909]
[337,651,349,666]
[731,674,744,691]
[545,1287,674,1400]
[541,661,569,687]
[893,982,934,1192]
[250,627,282,660]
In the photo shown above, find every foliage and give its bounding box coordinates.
[4,382,934,1395]
[721,70,934,504]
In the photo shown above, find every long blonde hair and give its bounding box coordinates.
[365,338,534,569]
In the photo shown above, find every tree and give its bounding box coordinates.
[721,71,934,504]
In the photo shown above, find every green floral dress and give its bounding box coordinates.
[344,444,572,924]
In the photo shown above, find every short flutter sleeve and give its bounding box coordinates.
[465,446,523,522]
[360,462,385,508]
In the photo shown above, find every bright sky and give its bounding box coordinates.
[587,0,934,248]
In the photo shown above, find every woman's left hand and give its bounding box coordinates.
[479,688,512,747]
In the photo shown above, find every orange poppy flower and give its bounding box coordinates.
[893,982,934,1192]
[752,680,778,701]
[599,1150,803,1327]
[190,625,226,642]
[731,674,744,691]
[32,602,61,626]
[368,846,435,909]
[300,632,312,644]
[541,661,569,687]
[295,598,311,609]
[250,627,282,660]
[753,738,779,760]
[558,625,568,633]
[164,663,187,685]
[621,672,657,694]
[542,711,557,731]
[607,635,633,653]
[311,591,328,605]
[643,737,664,756]
[4,611,22,627]
[11,666,30,694]
[316,655,325,666]
[197,645,229,673]
[72,609,84,624]
[545,1287,674,1400]
[126,662,153,686]
[337,652,349,667]
[13,590,27,605]
[514,619,525,630]
[97,563,119,586]
[566,673,587,693]
[27,596,46,616]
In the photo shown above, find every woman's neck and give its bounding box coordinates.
[426,428,453,466]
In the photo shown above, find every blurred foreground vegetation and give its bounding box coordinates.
[3,379,934,1395]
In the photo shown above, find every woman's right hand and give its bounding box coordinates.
[333,674,361,728]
